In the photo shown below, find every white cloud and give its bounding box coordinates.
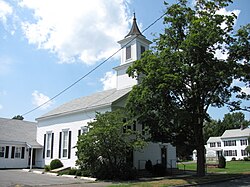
[0,104,3,110]
[100,71,116,90]
[0,0,13,25]
[19,0,130,65]
[32,90,53,110]
[241,87,250,95]
[216,8,240,29]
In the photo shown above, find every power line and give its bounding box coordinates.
[22,12,166,117]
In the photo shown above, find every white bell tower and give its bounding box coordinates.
[114,14,151,90]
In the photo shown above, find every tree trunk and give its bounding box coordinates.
[194,117,206,177]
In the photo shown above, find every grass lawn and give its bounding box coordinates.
[178,161,250,174]
[107,161,250,187]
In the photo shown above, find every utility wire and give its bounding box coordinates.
[22,12,166,117]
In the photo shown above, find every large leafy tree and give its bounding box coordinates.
[229,24,250,112]
[127,0,248,177]
[75,109,144,180]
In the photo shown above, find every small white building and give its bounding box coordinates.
[36,16,176,170]
[0,118,42,169]
[193,127,250,161]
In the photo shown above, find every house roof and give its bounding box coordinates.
[0,118,42,148]
[37,87,132,120]
[207,136,221,143]
[125,13,144,38]
[221,128,250,139]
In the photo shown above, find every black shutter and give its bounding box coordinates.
[5,146,9,158]
[43,134,46,158]
[59,132,62,158]
[78,129,81,137]
[21,147,25,159]
[68,131,71,159]
[11,146,15,159]
[51,133,54,159]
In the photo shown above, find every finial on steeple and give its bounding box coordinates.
[125,12,144,38]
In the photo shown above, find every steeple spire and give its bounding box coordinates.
[125,13,144,38]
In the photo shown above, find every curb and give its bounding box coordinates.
[45,172,59,176]
[80,176,97,181]
[61,174,77,178]
[32,170,44,174]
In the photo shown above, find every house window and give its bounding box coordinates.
[241,149,248,156]
[210,142,216,147]
[0,146,4,157]
[62,130,69,158]
[126,46,131,60]
[217,142,221,147]
[46,132,52,158]
[141,45,145,55]
[15,147,21,158]
[224,140,236,146]
[224,150,237,156]
[240,139,248,146]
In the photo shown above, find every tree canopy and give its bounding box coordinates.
[12,115,24,120]
[126,0,249,177]
[75,109,144,180]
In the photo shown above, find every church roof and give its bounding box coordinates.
[0,118,42,148]
[37,87,132,120]
[125,14,144,38]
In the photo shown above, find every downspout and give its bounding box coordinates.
[29,147,33,171]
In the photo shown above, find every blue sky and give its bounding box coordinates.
[0,0,249,122]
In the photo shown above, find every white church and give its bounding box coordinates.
[0,16,177,170]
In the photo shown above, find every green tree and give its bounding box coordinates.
[12,115,24,120]
[229,24,250,112]
[75,109,144,180]
[127,0,247,176]
[203,119,223,143]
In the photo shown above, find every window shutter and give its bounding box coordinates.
[5,146,9,158]
[59,132,62,158]
[51,133,54,159]
[21,147,25,159]
[78,129,81,137]
[68,131,71,159]
[11,146,15,159]
[43,134,46,158]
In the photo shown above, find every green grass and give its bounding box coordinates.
[178,161,250,174]
[107,161,250,187]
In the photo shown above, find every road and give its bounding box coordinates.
[198,175,250,187]
[0,169,112,187]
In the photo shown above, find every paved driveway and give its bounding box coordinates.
[0,170,112,187]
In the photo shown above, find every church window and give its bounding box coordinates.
[126,46,131,60]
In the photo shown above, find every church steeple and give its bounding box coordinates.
[114,14,151,90]
[125,13,144,38]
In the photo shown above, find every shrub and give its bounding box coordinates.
[152,164,165,176]
[44,165,50,172]
[243,157,250,161]
[68,168,77,175]
[218,156,226,168]
[145,160,152,172]
[231,157,236,161]
[50,159,63,170]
